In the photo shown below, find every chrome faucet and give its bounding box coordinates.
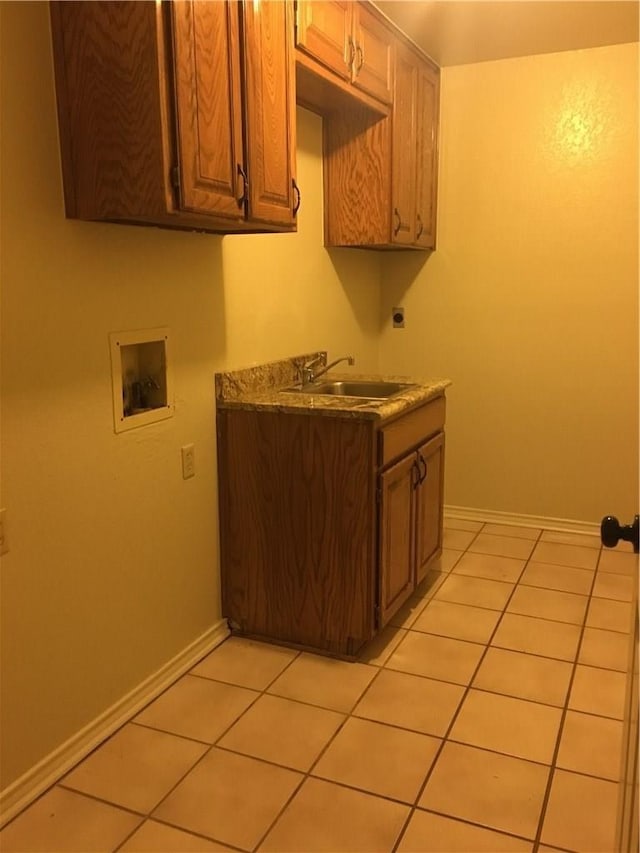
[300,354,324,385]
[301,355,355,385]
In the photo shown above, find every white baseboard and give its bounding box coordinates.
[0,618,229,828]
[444,505,600,537]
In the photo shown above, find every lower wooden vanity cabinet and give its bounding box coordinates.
[378,430,444,625]
[217,394,445,657]
[218,410,378,657]
[415,432,445,583]
[378,451,416,626]
[378,399,445,626]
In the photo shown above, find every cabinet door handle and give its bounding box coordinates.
[416,213,424,240]
[237,164,248,207]
[347,36,356,70]
[355,43,364,74]
[411,459,421,489]
[393,208,402,236]
[292,178,301,216]
[418,453,428,483]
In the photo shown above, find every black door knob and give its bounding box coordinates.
[600,515,639,554]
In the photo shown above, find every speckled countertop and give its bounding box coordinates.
[215,353,451,422]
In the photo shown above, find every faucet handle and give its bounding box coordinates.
[299,354,324,386]
[303,354,324,369]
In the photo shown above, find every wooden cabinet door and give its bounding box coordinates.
[390,42,417,245]
[50,1,172,222]
[379,453,417,626]
[415,433,445,585]
[295,0,352,81]
[171,1,245,220]
[243,0,297,226]
[352,3,394,105]
[415,61,439,249]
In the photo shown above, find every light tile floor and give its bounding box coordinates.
[1,519,638,853]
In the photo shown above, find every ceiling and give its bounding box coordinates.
[374,1,639,66]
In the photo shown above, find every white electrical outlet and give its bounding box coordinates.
[181,444,195,479]
[0,508,8,556]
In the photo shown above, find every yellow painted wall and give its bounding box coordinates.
[1,0,638,801]
[0,2,381,789]
[380,43,639,523]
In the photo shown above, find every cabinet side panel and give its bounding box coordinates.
[217,411,241,626]
[49,1,169,221]
[324,107,390,247]
[218,410,375,655]
[243,0,296,227]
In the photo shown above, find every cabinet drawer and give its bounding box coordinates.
[379,395,445,467]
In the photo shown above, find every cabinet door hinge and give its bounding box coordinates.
[170,164,180,190]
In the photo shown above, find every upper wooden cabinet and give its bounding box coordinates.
[390,41,440,248]
[295,0,394,106]
[243,1,299,226]
[415,61,439,249]
[295,0,351,81]
[324,32,440,250]
[389,41,418,246]
[50,1,298,233]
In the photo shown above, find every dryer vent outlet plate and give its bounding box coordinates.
[392,307,405,329]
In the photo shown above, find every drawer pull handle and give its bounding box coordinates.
[418,453,428,483]
[411,459,421,489]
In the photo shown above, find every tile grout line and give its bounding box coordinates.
[5,531,634,850]
[530,545,611,853]
[406,805,548,847]
[29,645,307,847]
[106,794,248,853]
[149,645,312,852]
[251,530,530,850]
[146,539,630,850]
[109,643,309,853]
[250,660,394,851]
[391,524,546,851]
[132,541,631,851]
